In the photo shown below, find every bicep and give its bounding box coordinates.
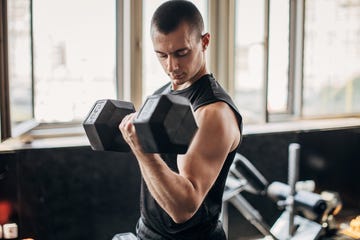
[177,102,239,198]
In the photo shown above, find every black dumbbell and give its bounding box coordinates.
[83,99,135,152]
[83,94,198,154]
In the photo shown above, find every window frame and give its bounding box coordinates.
[268,0,305,122]
[1,0,360,144]
[1,0,126,141]
[0,0,11,141]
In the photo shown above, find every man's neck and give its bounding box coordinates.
[171,67,208,91]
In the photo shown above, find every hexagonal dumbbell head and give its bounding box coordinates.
[83,99,135,151]
[133,94,198,153]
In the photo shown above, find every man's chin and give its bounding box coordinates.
[171,76,185,83]
[172,79,186,85]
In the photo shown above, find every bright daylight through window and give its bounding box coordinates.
[32,0,116,122]
[7,0,32,130]
[303,0,360,116]
[3,0,360,140]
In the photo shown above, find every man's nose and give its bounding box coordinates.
[166,55,179,72]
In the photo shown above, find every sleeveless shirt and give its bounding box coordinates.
[138,74,243,239]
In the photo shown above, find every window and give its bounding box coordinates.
[4,0,117,139]
[303,0,360,116]
[32,0,116,122]
[233,0,290,124]
[7,0,33,135]
[2,0,360,142]
[267,0,290,114]
[234,0,266,124]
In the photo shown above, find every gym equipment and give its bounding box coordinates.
[267,181,327,221]
[83,99,135,152]
[271,211,323,240]
[230,153,268,195]
[223,153,277,239]
[83,94,198,154]
[270,144,323,240]
[112,232,137,240]
[133,94,198,153]
[320,191,342,232]
[223,143,341,240]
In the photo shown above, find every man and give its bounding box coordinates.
[119,1,242,239]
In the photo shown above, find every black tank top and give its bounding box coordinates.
[139,74,243,239]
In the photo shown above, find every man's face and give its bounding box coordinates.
[151,22,208,90]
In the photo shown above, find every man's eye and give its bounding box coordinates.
[157,53,167,59]
[177,50,188,57]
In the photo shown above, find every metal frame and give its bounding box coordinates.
[0,0,11,140]
[122,0,142,109]
[289,0,305,118]
[116,0,124,101]
[264,0,270,123]
[208,0,235,92]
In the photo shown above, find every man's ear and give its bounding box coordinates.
[202,33,210,51]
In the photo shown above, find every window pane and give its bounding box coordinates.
[303,0,360,116]
[234,0,265,124]
[33,0,116,122]
[142,0,208,100]
[268,0,289,113]
[7,0,32,127]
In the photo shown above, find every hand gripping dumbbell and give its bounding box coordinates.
[83,94,198,154]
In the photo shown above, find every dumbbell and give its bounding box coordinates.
[83,94,198,154]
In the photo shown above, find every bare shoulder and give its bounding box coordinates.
[178,101,241,196]
[194,101,241,151]
[195,101,238,126]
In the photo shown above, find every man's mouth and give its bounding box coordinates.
[172,73,185,80]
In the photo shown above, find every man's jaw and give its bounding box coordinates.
[171,72,186,81]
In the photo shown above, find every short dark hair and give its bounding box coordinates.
[151,0,204,38]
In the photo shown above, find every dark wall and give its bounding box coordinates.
[0,126,359,240]
[0,152,19,226]
[299,128,360,211]
[1,147,141,240]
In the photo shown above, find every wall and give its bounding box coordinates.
[0,126,359,240]
[1,148,141,240]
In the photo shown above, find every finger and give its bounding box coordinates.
[119,113,133,130]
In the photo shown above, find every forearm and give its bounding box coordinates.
[133,150,201,223]
[118,113,201,221]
